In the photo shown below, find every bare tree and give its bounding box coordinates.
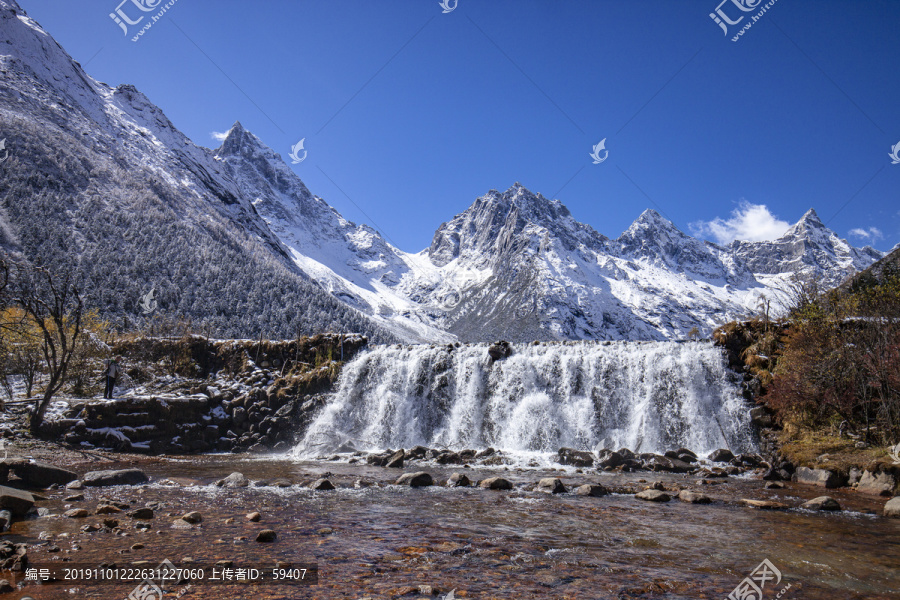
[10,263,84,434]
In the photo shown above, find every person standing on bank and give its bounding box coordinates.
[103,356,122,399]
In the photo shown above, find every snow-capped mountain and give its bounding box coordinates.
[0,0,395,341]
[0,0,883,343]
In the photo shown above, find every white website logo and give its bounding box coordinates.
[590,138,608,164]
[289,138,307,164]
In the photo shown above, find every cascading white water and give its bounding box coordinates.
[294,341,756,457]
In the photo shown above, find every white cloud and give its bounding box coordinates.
[691,202,791,245]
[210,131,229,142]
[848,226,883,242]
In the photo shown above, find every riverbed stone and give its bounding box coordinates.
[447,473,470,487]
[95,504,122,514]
[246,512,261,522]
[395,472,433,487]
[678,490,712,504]
[635,489,670,502]
[309,479,335,491]
[792,467,848,489]
[597,450,624,469]
[740,499,788,510]
[557,447,594,467]
[256,529,277,543]
[574,484,608,497]
[83,469,149,487]
[479,477,512,491]
[66,480,84,490]
[217,472,249,488]
[385,450,405,469]
[64,508,89,518]
[708,449,735,463]
[857,470,897,496]
[536,478,567,494]
[126,508,154,520]
[181,511,202,524]
[883,497,900,518]
[644,455,693,473]
[6,461,77,488]
[801,496,841,511]
[0,485,34,517]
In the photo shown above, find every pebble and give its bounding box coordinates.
[256,529,277,543]
[224,517,235,524]
[635,490,670,502]
[182,511,203,524]
[127,508,154,520]
[66,480,84,490]
[246,511,261,522]
[801,496,841,511]
[574,484,608,497]
[64,509,89,518]
[64,494,85,502]
[131,543,144,550]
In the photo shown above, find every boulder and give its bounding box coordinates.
[5,461,77,488]
[597,451,624,469]
[447,473,471,487]
[883,497,900,518]
[617,448,637,460]
[216,472,250,488]
[536,478,567,494]
[792,467,848,489]
[385,450,405,469]
[395,472,433,487]
[83,469,149,487]
[475,447,496,459]
[487,341,512,361]
[801,496,840,511]
[749,406,774,428]
[762,468,787,481]
[678,490,712,504]
[644,455,693,473]
[256,529,277,543]
[557,448,594,467]
[635,489,670,502]
[0,486,34,518]
[857,470,897,497]
[126,508,154,520]
[708,449,735,463]
[479,477,512,490]
[574,484,608,497]
[309,479,335,491]
[182,511,202,524]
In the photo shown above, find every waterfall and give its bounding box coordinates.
[294,341,756,457]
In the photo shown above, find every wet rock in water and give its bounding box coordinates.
[96,505,122,515]
[762,468,787,481]
[270,478,292,488]
[64,508,89,518]
[64,494,85,502]
[487,340,512,360]
[708,449,735,463]
[740,499,788,510]
[102,518,119,529]
[217,472,250,488]
[479,477,512,491]
[436,451,462,465]
[749,406,775,428]
[172,518,194,529]
[635,489,670,502]
[883,497,900,518]
[395,472,434,488]
[0,579,12,593]
[309,479,335,491]
[792,467,848,489]
[83,469,149,487]
[475,447,496,459]
[574,484,608,497]
[676,448,697,459]
[557,447,594,467]
[131,543,144,550]
[802,496,841,511]
[617,448,637,460]
[81,524,99,533]
[597,450,624,469]
[481,455,507,466]
[765,481,785,489]
[5,461,77,488]
[181,511,203,524]
[536,478,567,494]
[246,512,261,522]
[447,473,471,487]
[0,485,35,517]
[678,490,712,504]
[354,479,374,488]
[385,450,405,469]
[66,480,84,490]
[126,508,154,520]
[256,529,277,543]
[857,470,897,497]
[644,455,693,473]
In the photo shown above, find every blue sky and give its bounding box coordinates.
[18,0,900,253]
